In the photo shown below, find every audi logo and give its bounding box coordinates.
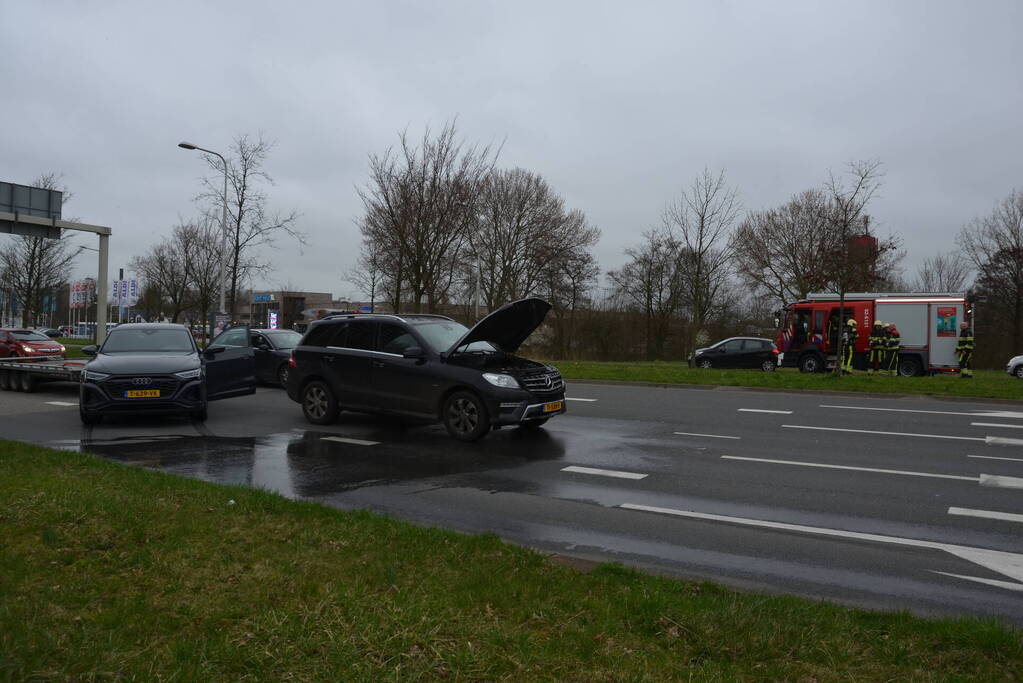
[131,377,153,386]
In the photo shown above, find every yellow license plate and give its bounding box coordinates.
[124,389,161,398]
[542,401,563,413]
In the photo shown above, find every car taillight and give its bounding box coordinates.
[288,352,296,368]
[772,349,779,354]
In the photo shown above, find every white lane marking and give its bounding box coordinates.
[45,401,77,406]
[620,504,1023,586]
[968,454,1023,463]
[782,424,985,442]
[948,507,1023,524]
[565,397,598,402]
[979,474,1023,490]
[322,436,380,446]
[932,571,1023,593]
[673,431,741,440]
[972,422,1023,429]
[977,411,1023,419]
[819,404,981,417]
[720,455,977,481]
[737,408,793,415]
[986,436,1023,447]
[561,465,646,480]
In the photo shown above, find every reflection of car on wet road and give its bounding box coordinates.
[287,297,567,441]
[690,337,779,371]
[78,323,256,424]
[209,326,302,386]
[0,329,66,357]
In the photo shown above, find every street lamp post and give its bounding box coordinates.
[178,141,230,320]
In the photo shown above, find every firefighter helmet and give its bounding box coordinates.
[847,319,857,327]
[882,322,891,328]
[960,321,969,329]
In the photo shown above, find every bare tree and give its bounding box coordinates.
[663,169,742,357]
[131,224,192,323]
[912,251,971,292]
[357,121,498,313]
[198,133,303,318]
[0,173,78,327]
[958,189,1023,356]
[180,218,224,336]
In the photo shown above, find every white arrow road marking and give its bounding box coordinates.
[561,465,647,480]
[322,436,380,446]
[986,436,1023,447]
[932,571,1023,593]
[972,422,1023,429]
[737,408,793,415]
[969,454,1023,463]
[673,431,741,440]
[783,424,985,442]
[620,504,1023,588]
[948,507,1023,524]
[565,397,598,402]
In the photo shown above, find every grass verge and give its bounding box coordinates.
[554,362,1020,400]
[1,440,1021,680]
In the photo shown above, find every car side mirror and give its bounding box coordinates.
[402,346,425,359]
[81,345,97,356]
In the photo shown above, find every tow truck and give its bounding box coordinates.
[775,292,968,376]
[0,356,85,393]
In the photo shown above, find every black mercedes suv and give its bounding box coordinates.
[286,298,566,441]
[79,323,256,424]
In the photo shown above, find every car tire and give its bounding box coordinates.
[898,358,921,377]
[191,407,208,422]
[798,354,823,374]
[761,359,777,372]
[698,359,713,369]
[277,364,290,388]
[0,370,9,390]
[519,418,549,430]
[19,372,36,393]
[443,390,491,442]
[1015,365,1023,379]
[302,380,339,425]
[80,409,101,425]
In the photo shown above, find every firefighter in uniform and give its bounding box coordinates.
[868,321,886,376]
[842,318,858,374]
[886,322,901,376]
[956,321,974,378]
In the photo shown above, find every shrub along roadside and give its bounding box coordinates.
[1,440,1020,680]
[553,362,1020,400]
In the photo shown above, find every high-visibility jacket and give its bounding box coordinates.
[843,324,858,347]
[887,328,901,350]
[868,327,886,350]
[956,328,974,353]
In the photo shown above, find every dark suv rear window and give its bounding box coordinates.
[302,322,339,347]
[345,322,376,350]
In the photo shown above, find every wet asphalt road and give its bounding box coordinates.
[2,379,1023,624]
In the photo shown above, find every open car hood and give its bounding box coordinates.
[446,297,552,354]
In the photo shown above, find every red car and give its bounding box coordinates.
[0,329,66,358]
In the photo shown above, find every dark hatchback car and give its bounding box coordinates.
[79,323,256,424]
[690,336,779,371]
[209,326,303,386]
[286,298,566,441]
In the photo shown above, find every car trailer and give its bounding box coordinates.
[0,357,85,393]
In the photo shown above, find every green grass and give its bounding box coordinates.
[54,337,90,346]
[1,440,1020,680]
[554,361,1021,400]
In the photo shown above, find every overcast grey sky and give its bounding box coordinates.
[3,0,1021,299]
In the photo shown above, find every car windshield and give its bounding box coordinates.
[407,319,496,353]
[101,329,194,354]
[262,329,302,349]
[10,330,52,341]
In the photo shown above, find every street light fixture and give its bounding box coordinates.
[178,141,230,320]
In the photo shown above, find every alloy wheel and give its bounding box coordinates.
[448,397,478,435]
[305,386,327,420]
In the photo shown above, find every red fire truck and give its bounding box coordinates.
[775,292,967,375]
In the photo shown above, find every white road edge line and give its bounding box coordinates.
[979,474,1023,490]
[673,431,741,440]
[931,571,1023,593]
[968,454,1023,463]
[321,436,380,446]
[971,422,1023,430]
[561,465,647,480]
[819,404,983,417]
[720,455,977,481]
[565,398,598,402]
[948,507,1023,524]
[782,424,985,442]
[737,408,793,415]
[986,436,1023,447]
[619,503,1023,586]
[44,401,77,406]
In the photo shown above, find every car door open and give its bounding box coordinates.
[204,325,257,400]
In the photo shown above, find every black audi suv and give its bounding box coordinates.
[286,298,566,441]
[79,323,256,424]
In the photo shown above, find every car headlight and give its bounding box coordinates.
[83,370,110,381]
[175,368,203,380]
[59,345,66,353]
[482,372,520,389]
